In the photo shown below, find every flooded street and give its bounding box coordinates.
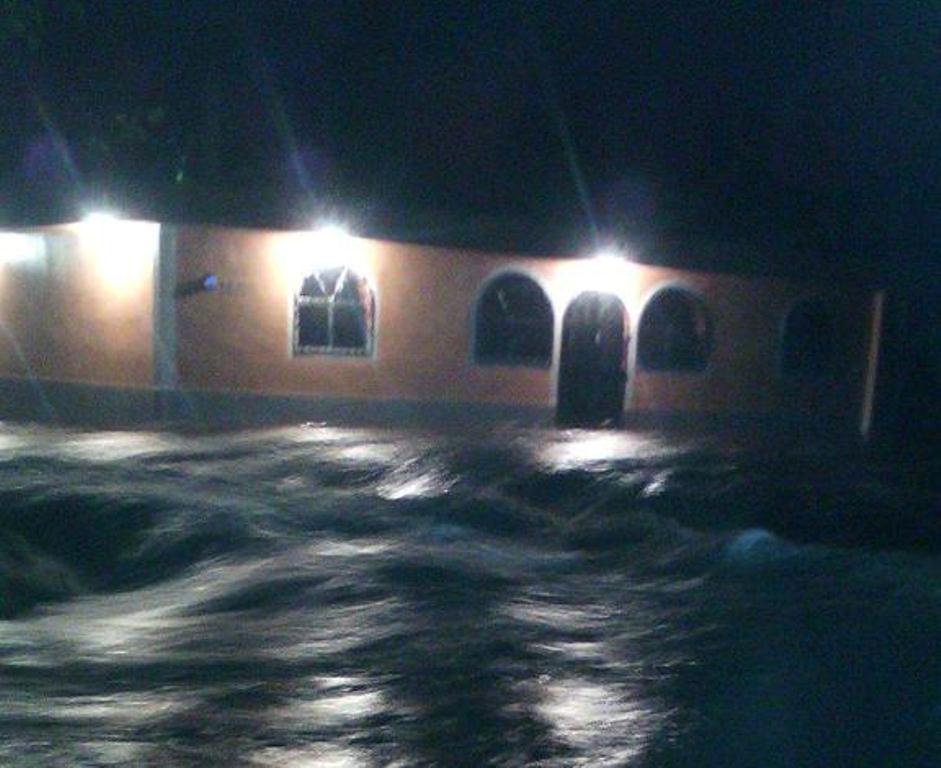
[0,423,938,766]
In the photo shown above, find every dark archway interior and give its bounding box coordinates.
[474,274,553,367]
[637,289,711,371]
[557,292,627,426]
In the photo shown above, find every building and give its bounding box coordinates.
[0,218,883,435]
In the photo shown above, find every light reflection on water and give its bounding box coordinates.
[504,583,675,766]
[377,459,455,500]
[246,744,379,768]
[2,690,194,725]
[0,423,938,766]
[281,677,388,725]
[537,677,657,766]
[534,429,689,472]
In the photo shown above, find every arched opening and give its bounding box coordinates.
[637,287,711,372]
[474,272,553,367]
[293,265,374,355]
[557,292,628,426]
[781,299,834,376]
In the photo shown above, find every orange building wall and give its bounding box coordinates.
[0,223,156,389]
[619,266,874,423]
[0,221,878,432]
[173,226,556,406]
[172,225,879,429]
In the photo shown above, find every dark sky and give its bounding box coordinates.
[0,0,937,440]
[0,1,938,278]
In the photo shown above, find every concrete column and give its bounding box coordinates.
[153,224,178,417]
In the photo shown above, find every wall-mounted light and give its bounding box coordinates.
[0,232,46,265]
[551,245,634,308]
[590,248,630,285]
[78,211,158,294]
[277,223,371,286]
[82,210,120,231]
[308,224,353,268]
[303,224,370,275]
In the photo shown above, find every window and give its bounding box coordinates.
[474,273,553,367]
[294,266,374,356]
[781,299,833,376]
[637,287,711,371]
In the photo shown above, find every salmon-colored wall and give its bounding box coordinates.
[617,266,874,423]
[0,223,155,389]
[0,221,879,431]
[174,227,556,406]
[173,225,878,427]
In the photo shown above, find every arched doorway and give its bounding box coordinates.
[557,292,629,426]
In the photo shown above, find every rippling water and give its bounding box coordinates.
[0,422,938,767]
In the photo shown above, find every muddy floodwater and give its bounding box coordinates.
[0,423,938,766]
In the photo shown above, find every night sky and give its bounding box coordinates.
[0,1,938,430]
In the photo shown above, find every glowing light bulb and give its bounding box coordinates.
[78,212,157,294]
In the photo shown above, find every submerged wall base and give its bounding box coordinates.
[0,378,553,431]
[0,378,859,443]
[0,379,158,429]
[156,388,555,431]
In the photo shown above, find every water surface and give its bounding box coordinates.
[0,423,938,766]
